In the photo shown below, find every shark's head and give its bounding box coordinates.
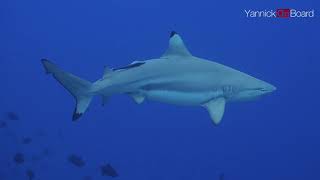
[231,77,276,101]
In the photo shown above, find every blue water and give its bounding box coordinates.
[1,0,319,179]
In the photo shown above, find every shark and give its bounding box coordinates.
[41,31,276,125]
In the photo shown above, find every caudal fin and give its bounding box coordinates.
[41,59,93,121]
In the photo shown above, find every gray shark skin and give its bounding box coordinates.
[41,31,276,125]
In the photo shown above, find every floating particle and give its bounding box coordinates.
[6,112,19,120]
[219,173,224,180]
[22,137,32,144]
[43,148,50,156]
[68,154,85,167]
[0,121,7,128]
[26,169,35,180]
[100,164,118,177]
[13,153,24,164]
[35,129,47,137]
[83,175,92,180]
[31,154,42,162]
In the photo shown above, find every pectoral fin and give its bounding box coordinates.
[203,97,226,125]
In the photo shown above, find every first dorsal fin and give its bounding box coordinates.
[162,31,192,58]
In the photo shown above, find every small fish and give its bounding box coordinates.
[13,153,24,164]
[0,121,7,128]
[6,112,19,120]
[31,155,41,162]
[68,154,85,167]
[22,137,32,144]
[43,147,50,156]
[26,169,35,180]
[35,129,47,137]
[219,173,224,180]
[83,175,92,180]
[100,164,118,177]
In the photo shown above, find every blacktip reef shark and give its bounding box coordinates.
[41,31,276,125]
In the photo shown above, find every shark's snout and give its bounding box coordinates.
[262,83,276,93]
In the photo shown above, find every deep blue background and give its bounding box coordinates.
[1,0,319,179]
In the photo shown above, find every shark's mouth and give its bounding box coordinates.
[252,88,268,92]
[254,87,276,93]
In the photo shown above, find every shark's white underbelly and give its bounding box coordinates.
[143,89,223,106]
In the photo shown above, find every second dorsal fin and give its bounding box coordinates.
[103,66,112,78]
[162,31,192,58]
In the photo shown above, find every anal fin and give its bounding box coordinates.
[129,93,145,104]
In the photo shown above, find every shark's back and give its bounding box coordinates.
[108,56,254,92]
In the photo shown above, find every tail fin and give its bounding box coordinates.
[41,59,93,121]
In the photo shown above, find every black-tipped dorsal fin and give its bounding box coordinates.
[162,31,192,58]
